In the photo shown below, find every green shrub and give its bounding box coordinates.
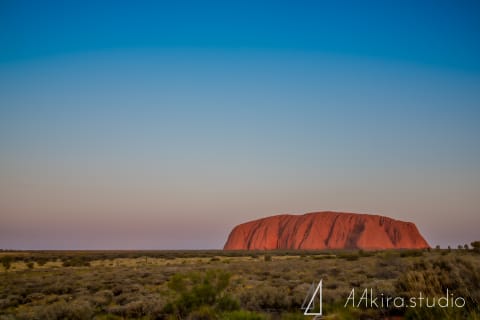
[1,256,12,270]
[36,257,48,266]
[36,299,94,320]
[62,257,90,267]
[404,305,473,320]
[338,252,359,261]
[280,312,309,320]
[165,270,237,318]
[188,305,217,320]
[399,250,423,258]
[216,295,240,312]
[240,285,290,310]
[472,241,480,252]
[222,310,268,320]
[94,315,123,320]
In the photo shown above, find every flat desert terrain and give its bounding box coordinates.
[1,249,479,319]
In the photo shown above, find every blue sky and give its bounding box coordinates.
[1,0,480,70]
[1,1,479,249]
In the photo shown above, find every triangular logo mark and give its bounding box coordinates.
[301,279,323,316]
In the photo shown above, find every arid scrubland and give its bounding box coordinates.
[0,249,479,319]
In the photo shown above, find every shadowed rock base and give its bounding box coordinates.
[223,211,430,250]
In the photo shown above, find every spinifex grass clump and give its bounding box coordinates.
[163,270,240,318]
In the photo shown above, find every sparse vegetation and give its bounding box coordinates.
[472,241,480,253]
[0,249,479,319]
[0,256,12,271]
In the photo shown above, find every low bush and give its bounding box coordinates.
[164,270,239,318]
[62,257,90,267]
[222,310,268,320]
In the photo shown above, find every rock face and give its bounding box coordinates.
[223,211,429,250]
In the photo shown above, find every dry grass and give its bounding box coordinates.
[0,249,479,319]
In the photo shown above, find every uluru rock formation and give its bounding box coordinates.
[223,211,429,250]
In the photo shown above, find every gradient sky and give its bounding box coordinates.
[1,0,479,249]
